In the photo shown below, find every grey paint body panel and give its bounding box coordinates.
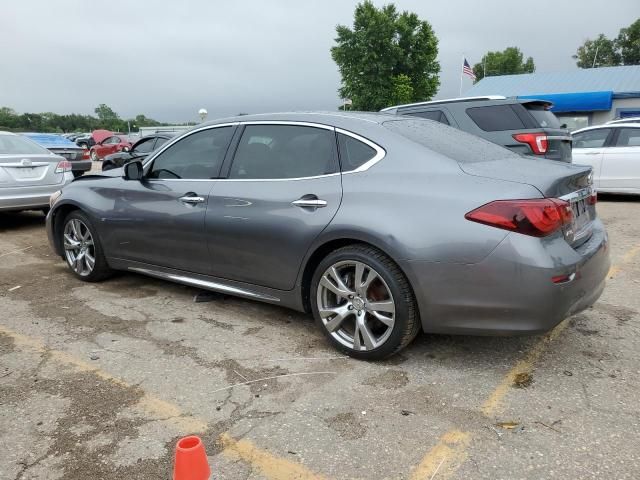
[47,112,609,335]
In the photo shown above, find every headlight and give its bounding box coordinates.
[49,190,62,207]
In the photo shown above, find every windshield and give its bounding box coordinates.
[0,135,52,155]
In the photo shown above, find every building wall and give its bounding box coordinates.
[592,98,640,125]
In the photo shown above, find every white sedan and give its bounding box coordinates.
[572,124,640,195]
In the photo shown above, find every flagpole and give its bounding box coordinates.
[459,54,464,96]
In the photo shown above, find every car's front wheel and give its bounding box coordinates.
[61,211,112,282]
[311,245,420,360]
[90,150,99,161]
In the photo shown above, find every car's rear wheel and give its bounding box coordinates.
[90,150,99,161]
[62,211,112,282]
[311,245,420,360]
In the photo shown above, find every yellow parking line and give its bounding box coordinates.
[410,245,639,479]
[220,433,328,480]
[0,325,325,480]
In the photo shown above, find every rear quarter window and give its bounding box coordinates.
[525,105,562,128]
[383,118,516,163]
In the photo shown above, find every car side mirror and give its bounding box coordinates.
[123,160,143,181]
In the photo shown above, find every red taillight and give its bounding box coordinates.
[587,191,597,205]
[512,132,548,155]
[55,160,72,173]
[82,149,90,160]
[465,199,572,237]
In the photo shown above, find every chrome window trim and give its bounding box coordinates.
[142,120,386,182]
[335,127,386,173]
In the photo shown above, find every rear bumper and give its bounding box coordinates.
[0,179,70,212]
[403,219,610,335]
[71,160,92,172]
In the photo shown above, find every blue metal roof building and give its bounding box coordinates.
[464,65,640,130]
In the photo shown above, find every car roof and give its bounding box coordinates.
[381,95,508,111]
[200,111,403,128]
[573,123,640,134]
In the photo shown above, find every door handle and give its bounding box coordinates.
[584,151,601,155]
[179,194,205,204]
[292,198,327,208]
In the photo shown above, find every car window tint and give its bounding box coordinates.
[133,138,155,154]
[466,105,527,131]
[572,129,611,149]
[0,135,51,155]
[229,125,336,179]
[337,133,377,171]
[154,137,170,149]
[525,104,561,128]
[148,127,233,179]
[409,110,450,126]
[615,128,640,147]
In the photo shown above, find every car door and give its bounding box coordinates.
[600,127,640,191]
[205,122,342,290]
[571,128,613,188]
[100,125,236,274]
[97,136,117,157]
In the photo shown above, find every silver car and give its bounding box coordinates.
[46,113,610,359]
[1,131,74,213]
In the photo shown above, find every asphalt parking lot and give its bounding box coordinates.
[1,196,639,480]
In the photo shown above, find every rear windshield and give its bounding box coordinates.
[0,135,51,155]
[383,118,516,163]
[525,104,562,128]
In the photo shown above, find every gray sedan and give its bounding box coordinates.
[46,112,609,359]
[1,131,74,213]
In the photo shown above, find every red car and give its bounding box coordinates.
[89,134,132,161]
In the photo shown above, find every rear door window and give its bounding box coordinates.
[337,133,378,171]
[614,128,640,147]
[572,129,612,149]
[132,137,156,154]
[229,125,337,179]
[466,105,528,131]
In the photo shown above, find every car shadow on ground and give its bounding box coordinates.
[0,211,46,232]
[597,193,640,203]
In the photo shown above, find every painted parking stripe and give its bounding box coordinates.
[0,325,326,480]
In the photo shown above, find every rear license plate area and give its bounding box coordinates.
[571,197,590,233]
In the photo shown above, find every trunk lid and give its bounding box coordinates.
[0,154,65,188]
[459,156,595,247]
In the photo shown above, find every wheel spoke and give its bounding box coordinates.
[75,251,85,273]
[64,234,80,250]
[360,269,379,297]
[320,274,352,299]
[358,317,376,350]
[370,310,394,327]
[322,305,353,332]
[85,252,95,270]
[367,300,395,314]
[70,220,81,240]
[329,267,353,295]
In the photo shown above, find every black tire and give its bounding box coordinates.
[102,161,115,171]
[61,210,113,282]
[72,171,83,178]
[90,150,99,161]
[310,244,420,360]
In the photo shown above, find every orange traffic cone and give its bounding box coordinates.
[173,436,211,480]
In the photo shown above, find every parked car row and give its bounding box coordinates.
[21,133,91,178]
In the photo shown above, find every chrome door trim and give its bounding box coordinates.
[178,195,206,204]
[128,267,281,302]
[335,127,386,173]
[291,198,328,208]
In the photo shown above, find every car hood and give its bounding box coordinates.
[92,129,113,143]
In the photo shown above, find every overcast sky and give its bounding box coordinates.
[1,0,638,123]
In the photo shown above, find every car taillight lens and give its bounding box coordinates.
[465,199,572,237]
[512,132,548,155]
[55,160,72,173]
[82,149,90,160]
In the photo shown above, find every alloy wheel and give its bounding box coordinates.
[317,260,395,351]
[63,219,96,276]
[90,150,98,161]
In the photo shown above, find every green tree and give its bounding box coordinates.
[573,34,621,68]
[472,47,535,81]
[331,1,439,111]
[617,18,640,65]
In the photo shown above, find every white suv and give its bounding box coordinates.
[572,124,640,194]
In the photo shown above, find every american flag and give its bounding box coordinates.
[462,58,476,80]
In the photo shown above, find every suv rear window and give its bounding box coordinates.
[525,104,562,128]
[466,105,528,132]
[404,110,450,125]
[383,118,515,163]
